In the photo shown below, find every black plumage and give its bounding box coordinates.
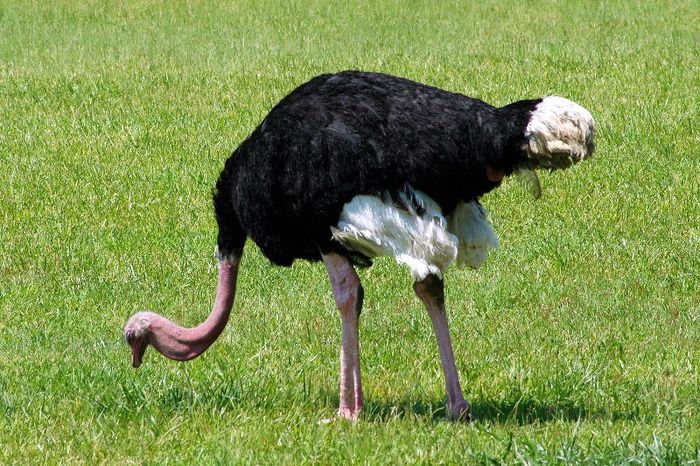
[213,71,541,266]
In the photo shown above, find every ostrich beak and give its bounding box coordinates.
[131,338,147,368]
[125,330,147,368]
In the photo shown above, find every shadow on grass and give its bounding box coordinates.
[318,389,639,425]
[468,396,639,425]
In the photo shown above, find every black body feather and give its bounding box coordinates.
[213,71,540,266]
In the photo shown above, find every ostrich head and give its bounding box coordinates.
[524,96,596,170]
[123,311,156,368]
[122,261,239,368]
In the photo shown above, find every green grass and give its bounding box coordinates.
[1,0,699,463]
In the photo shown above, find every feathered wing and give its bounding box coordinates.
[331,188,458,280]
[447,201,499,269]
[331,185,499,279]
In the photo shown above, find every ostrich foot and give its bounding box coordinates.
[448,400,472,422]
[318,408,361,425]
[338,406,362,421]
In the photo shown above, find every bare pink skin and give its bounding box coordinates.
[321,252,364,421]
[123,258,239,367]
[413,274,472,421]
[124,254,469,422]
[486,165,505,183]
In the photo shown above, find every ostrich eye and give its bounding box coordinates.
[125,330,136,345]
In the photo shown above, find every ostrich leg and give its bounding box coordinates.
[413,274,472,421]
[322,252,364,421]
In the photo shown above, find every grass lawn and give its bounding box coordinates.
[1,0,699,463]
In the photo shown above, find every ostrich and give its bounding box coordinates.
[124,71,595,422]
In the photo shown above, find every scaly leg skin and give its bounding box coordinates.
[321,252,364,421]
[413,274,472,422]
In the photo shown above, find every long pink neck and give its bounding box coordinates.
[149,258,239,361]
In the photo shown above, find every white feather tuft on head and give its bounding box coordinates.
[525,96,595,169]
